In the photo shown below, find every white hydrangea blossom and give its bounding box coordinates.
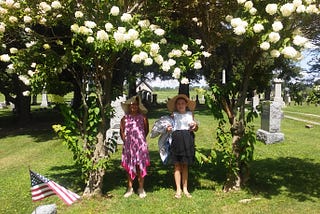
[280,3,295,17]
[253,23,264,33]
[150,43,160,54]
[0,22,5,33]
[185,50,192,56]
[270,49,280,58]
[293,0,303,7]
[194,60,202,69]
[84,21,96,29]
[181,77,189,84]
[131,54,142,63]
[259,41,270,50]
[23,90,30,96]
[265,4,278,15]
[281,46,298,58]
[144,58,153,66]
[104,23,113,32]
[225,15,233,22]
[127,29,139,41]
[75,11,84,18]
[182,44,188,51]
[139,51,148,60]
[86,36,94,43]
[195,39,202,45]
[96,30,109,41]
[39,2,51,12]
[293,35,308,46]
[43,44,51,49]
[138,19,150,28]
[268,32,280,43]
[9,47,18,54]
[23,16,32,23]
[168,59,176,66]
[202,51,211,57]
[154,28,165,36]
[121,13,132,22]
[79,26,92,35]
[0,54,10,62]
[244,1,253,10]
[161,61,171,72]
[234,26,246,35]
[249,7,257,15]
[172,67,181,79]
[154,55,164,65]
[9,16,18,23]
[113,31,125,44]
[133,39,142,47]
[272,21,283,32]
[237,0,246,4]
[51,1,62,9]
[296,5,306,13]
[70,24,80,33]
[18,75,30,85]
[110,6,120,16]
[28,69,35,76]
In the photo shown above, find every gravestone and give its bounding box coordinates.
[105,95,126,145]
[252,90,260,113]
[31,204,57,214]
[40,88,48,108]
[273,78,284,106]
[256,101,284,144]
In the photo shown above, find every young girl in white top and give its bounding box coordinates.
[166,94,198,198]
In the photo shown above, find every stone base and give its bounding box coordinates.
[256,129,284,145]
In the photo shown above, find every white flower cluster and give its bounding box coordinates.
[0,3,210,86]
[226,0,319,60]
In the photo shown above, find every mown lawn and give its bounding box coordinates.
[0,96,319,213]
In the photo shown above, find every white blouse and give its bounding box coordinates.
[173,111,193,131]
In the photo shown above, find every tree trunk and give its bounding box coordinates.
[15,94,31,123]
[178,83,190,97]
[83,130,106,197]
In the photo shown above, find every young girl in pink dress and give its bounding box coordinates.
[120,95,150,198]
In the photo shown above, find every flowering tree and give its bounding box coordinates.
[0,0,209,196]
[204,0,319,191]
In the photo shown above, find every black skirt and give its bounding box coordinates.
[170,130,195,164]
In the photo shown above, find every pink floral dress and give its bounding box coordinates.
[121,114,150,180]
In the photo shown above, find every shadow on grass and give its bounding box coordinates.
[102,148,226,195]
[0,107,62,142]
[248,157,320,201]
[48,164,85,193]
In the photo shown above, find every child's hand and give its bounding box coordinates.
[189,121,198,131]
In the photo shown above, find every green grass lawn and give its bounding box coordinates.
[0,94,320,213]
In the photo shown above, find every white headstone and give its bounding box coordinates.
[106,95,126,144]
[40,92,48,107]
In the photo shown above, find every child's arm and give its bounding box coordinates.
[190,113,198,132]
[120,116,126,142]
[143,115,149,136]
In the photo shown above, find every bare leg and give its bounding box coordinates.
[127,174,133,189]
[124,174,134,197]
[137,167,144,189]
[181,163,191,196]
[137,167,147,198]
[174,163,182,198]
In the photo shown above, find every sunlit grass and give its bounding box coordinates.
[0,93,320,213]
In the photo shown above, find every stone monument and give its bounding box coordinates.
[105,95,126,145]
[256,79,285,144]
[40,87,49,108]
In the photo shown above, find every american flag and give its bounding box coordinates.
[30,170,80,205]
